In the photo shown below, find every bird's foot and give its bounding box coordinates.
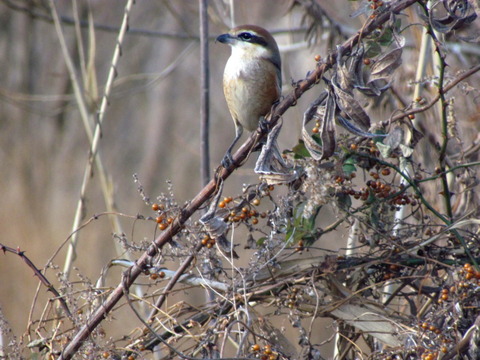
[258,117,269,134]
[221,152,234,169]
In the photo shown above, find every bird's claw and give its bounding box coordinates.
[221,152,234,169]
[259,118,269,133]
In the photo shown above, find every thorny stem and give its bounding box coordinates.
[429,25,454,221]
[0,243,72,319]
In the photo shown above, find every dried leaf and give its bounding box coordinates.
[335,46,356,92]
[376,142,392,158]
[383,125,404,149]
[357,78,390,96]
[337,115,385,138]
[260,171,300,185]
[332,79,371,130]
[302,91,336,160]
[400,144,414,157]
[370,47,403,80]
[349,47,367,84]
[320,90,337,159]
[422,0,478,34]
[200,182,238,258]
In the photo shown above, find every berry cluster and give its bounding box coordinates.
[250,343,277,360]
[217,188,272,225]
[368,0,384,11]
[200,234,216,249]
[337,161,419,211]
[152,202,175,231]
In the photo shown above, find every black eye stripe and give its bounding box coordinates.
[238,32,252,40]
[237,32,268,47]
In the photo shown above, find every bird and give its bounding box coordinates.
[216,25,282,169]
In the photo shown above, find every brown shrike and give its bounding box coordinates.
[216,25,282,169]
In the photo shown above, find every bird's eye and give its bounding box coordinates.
[238,32,253,41]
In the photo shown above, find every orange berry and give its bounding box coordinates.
[158,223,167,230]
[218,201,226,208]
[152,203,159,211]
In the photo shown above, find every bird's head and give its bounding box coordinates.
[216,25,280,69]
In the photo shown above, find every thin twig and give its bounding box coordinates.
[0,243,72,319]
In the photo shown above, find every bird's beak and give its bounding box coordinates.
[216,33,234,44]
